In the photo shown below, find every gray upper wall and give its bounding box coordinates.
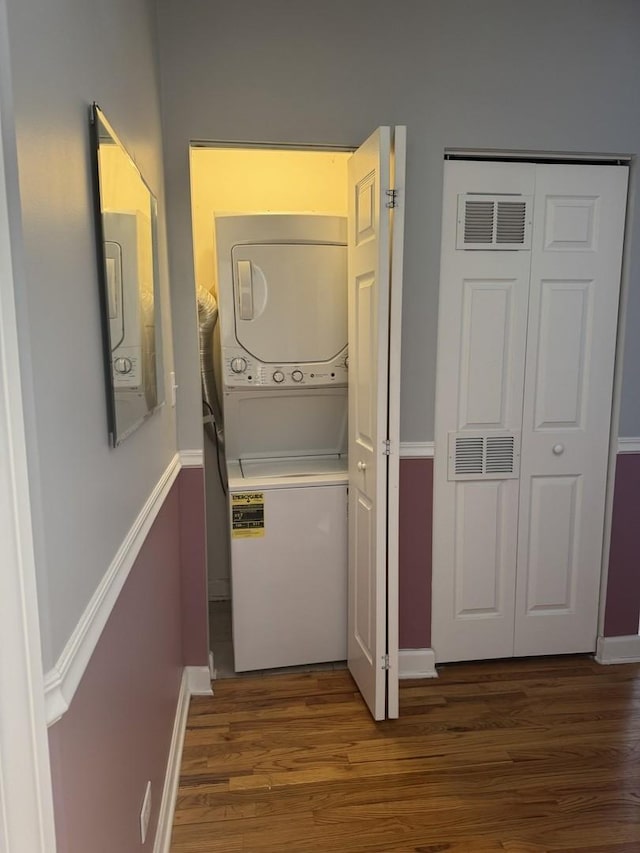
[5,0,177,669]
[156,0,640,447]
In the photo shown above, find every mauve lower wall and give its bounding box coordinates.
[604,453,640,637]
[399,458,433,649]
[179,466,209,665]
[48,477,185,853]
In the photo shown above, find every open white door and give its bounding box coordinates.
[347,126,405,720]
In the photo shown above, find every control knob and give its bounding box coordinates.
[230,357,247,374]
[114,356,133,375]
[292,369,304,383]
[272,370,285,383]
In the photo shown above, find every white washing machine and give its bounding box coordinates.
[215,213,349,671]
[227,457,347,672]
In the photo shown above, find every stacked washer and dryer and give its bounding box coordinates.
[214,213,349,672]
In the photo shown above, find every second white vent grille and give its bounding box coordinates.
[448,431,520,481]
[457,194,532,250]
[496,201,527,244]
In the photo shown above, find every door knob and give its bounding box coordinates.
[552,444,565,455]
[357,461,367,472]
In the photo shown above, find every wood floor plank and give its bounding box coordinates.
[170,657,640,852]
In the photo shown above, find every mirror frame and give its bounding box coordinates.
[89,102,163,446]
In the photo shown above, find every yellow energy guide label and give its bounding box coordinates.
[231,492,265,538]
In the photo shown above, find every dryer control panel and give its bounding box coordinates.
[223,345,348,388]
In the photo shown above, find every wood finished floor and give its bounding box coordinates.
[170,656,640,852]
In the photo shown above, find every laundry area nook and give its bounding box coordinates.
[214,210,349,673]
[189,134,405,718]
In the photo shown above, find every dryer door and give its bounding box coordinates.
[231,243,347,364]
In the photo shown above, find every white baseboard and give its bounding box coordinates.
[186,665,213,695]
[399,442,435,458]
[398,648,438,679]
[153,670,190,853]
[44,453,182,726]
[595,634,640,664]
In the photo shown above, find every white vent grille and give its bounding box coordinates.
[448,431,520,481]
[496,201,527,244]
[456,195,532,250]
[485,434,516,474]
[463,201,494,244]
[452,436,484,475]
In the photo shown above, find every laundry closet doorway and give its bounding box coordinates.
[189,143,352,611]
[432,157,629,664]
[189,129,405,720]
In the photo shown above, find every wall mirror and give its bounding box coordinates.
[90,103,163,446]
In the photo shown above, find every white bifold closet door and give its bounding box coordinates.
[347,126,405,720]
[433,159,628,664]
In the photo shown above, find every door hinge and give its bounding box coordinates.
[385,189,397,208]
[382,654,390,670]
[383,439,391,456]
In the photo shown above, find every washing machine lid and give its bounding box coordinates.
[240,454,347,479]
[227,455,348,490]
[231,243,347,364]
[222,387,347,462]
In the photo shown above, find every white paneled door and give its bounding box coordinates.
[347,127,405,720]
[514,165,628,655]
[433,160,628,664]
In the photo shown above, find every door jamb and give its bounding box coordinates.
[597,155,637,638]
[189,137,356,656]
[0,0,58,846]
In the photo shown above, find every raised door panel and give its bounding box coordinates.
[353,491,374,665]
[454,480,513,617]
[355,274,375,455]
[459,279,517,429]
[523,475,581,613]
[351,269,377,673]
[533,280,593,431]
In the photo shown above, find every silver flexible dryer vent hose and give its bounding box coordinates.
[196,286,223,447]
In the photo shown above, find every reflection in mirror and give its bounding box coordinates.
[90,103,162,446]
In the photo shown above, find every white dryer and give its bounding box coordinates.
[215,213,348,392]
[215,213,349,672]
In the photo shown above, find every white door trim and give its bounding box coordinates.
[0,0,57,841]
[597,156,637,637]
[445,148,632,164]
[385,126,407,718]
